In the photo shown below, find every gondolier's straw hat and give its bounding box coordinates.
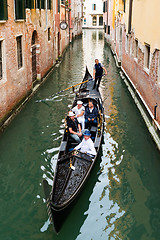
[77,100,83,105]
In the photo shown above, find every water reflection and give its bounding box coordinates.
[0,29,160,240]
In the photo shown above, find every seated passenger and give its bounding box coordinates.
[67,111,82,143]
[74,130,96,156]
[85,101,98,129]
[72,100,85,130]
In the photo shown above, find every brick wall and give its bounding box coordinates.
[121,26,160,124]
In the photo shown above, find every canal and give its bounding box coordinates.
[0,29,160,240]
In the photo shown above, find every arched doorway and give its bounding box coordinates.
[92,16,97,26]
[99,16,103,26]
[31,30,38,82]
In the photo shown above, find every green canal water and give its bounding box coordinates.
[0,30,160,240]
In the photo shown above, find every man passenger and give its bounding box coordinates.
[74,130,96,156]
[72,100,85,130]
[85,101,98,129]
[67,111,82,143]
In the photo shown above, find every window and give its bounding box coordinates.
[108,25,110,35]
[48,28,51,41]
[16,36,23,69]
[0,41,2,80]
[58,0,60,12]
[135,39,138,59]
[103,2,105,12]
[61,0,65,4]
[92,16,96,26]
[26,0,34,8]
[125,35,129,52]
[144,44,150,69]
[99,16,103,26]
[123,0,126,12]
[92,4,96,10]
[15,0,26,20]
[47,0,51,9]
[0,0,8,20]
[26,0,50,9]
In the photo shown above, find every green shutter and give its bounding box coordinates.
[47,0,51,9]
[41,0,45,9]
[26,0,34,9]
[15,0,26,19]
[0,0,8,20]
[58,0,60,12]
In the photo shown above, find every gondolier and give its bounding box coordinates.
[93,59,107,90]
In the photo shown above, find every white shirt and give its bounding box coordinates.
[72,105,85,121]
[74,138,96,156]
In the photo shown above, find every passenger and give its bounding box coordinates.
[67,111,82,143]
[72,100,85,130]
[85,101,98,129]
[74,130,96,156]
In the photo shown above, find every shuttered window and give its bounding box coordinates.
[15,0,26,19]
[103,2,105,13]
[26,0,34,9]
[16,36,23,69]
[92,4,96,11]
[58,0,60,12]
[47,0,51,9]
[0,41,2,80]
[0,0,8,20]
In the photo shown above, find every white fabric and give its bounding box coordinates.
[89,107,93,113]
[72,105,85,130]
[74,138,96,156]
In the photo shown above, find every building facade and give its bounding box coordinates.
[0,0,82,127]
[71,0,83,38]
[83,0,103,29]
[103,0,160,148]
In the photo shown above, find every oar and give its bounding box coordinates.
[56,73,106,95]
[56,77,93,95]
[36,74,105,103]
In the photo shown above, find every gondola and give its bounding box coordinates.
[43,67,105,233]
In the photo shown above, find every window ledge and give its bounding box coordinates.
[0,78,7,83]
[15,19,25,23]
[144,67,150,75]
[134,57,138,63]
[18,67,24,72]
[0,20,7,24]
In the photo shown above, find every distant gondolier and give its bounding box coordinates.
[93,59,107,90]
